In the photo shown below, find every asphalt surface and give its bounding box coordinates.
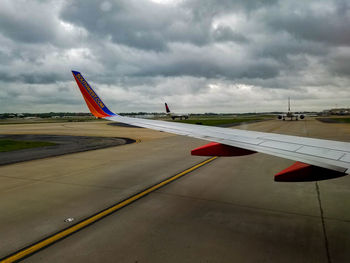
[0,134,134,166]
[107,122,141,128]
[0,119,349,262]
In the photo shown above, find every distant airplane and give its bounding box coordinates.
[72,71,350,182]
[278,97,305,121]
[165,103,189,120]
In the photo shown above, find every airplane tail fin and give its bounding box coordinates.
[72,71,116,118]
[288,97,291,112]
[165,103,171,113]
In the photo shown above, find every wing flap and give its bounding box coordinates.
[296,146,345,160]
[258,133,350,152]
[259,141,302,151]
[340,153,350,162]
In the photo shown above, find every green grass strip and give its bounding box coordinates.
[331,118,350,123]
[317,117,350,124]
[0,139,57,152]
[174,118,264,126]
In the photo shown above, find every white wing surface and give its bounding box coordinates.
[72,70,350,176]
[107,115,350,173]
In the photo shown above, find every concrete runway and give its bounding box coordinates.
[1,118,350,262]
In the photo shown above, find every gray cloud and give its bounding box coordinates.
[0,0,350,113]
[265,1,350,46]
[212,26,249,43]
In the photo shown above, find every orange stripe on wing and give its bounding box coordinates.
[73,75,110,118]
[81,92,107,118]
[79,84,109,117]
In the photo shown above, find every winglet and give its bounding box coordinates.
[72,71,115,118]
[165,103,171,113]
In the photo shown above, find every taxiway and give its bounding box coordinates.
[1,118,350,262]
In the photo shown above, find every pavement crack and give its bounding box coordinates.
[316,181,332,263]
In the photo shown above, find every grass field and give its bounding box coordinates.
[316,117,350,124]
[0,117,103,125]
[174,116,268,126]
[331,118,350,123]
[0,139,57,152]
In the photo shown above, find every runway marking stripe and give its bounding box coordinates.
[1,156,218,263]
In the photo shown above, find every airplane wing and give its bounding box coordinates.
[72,71,350,181]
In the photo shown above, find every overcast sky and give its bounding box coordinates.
[0,0,350,113]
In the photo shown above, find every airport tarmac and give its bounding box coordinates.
[1,118,350,262]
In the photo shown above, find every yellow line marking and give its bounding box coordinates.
[1,156,218,263]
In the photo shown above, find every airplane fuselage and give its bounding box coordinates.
[278,98,304,121]
[168,113,189,120]
[278,112,304,121]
